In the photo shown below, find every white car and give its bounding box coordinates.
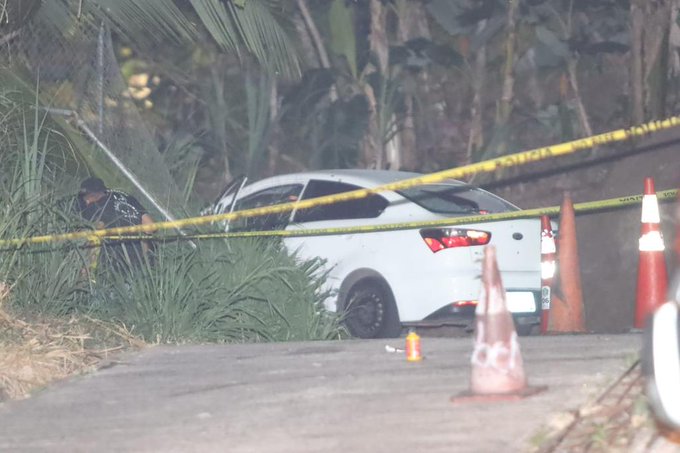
[208,170,542,338]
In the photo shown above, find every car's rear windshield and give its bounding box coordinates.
[397,184,518,215]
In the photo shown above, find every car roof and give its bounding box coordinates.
[247,169,466,189]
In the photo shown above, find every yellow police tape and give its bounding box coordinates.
[42,189,679,244]
[1,115,679,248]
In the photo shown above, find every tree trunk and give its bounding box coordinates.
[209,57,232,183]
[467,21,488,165]
[361,0,388,169]
[630,0,672,123]
[398,94,416,170]
[296,0,331,68]
[369,0,388,75]
[394,0,430,171]
[495,0,519,155]
[361,82,382,169]
[293,9,321,68]
[557,5,592,138]
[296,0,338,102]
[566,60,593,137]
[630,3,645,123]
[267,76,280,177]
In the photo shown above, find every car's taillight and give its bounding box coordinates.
[452,300,478,307]
[420,228,491,253]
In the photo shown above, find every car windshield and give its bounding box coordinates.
[397,184,518,215]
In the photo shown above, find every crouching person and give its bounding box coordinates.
[77,177,155,273]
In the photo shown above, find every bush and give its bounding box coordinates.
[91,239,343,343]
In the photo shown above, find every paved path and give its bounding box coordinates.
[0,334,641,453]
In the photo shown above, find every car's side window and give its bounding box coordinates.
[211,175,247,215]
[294,180,388,223]
[231,184,303,231]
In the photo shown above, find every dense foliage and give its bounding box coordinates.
[4,0,678,204]
[0,92,342,343]
[1,0,678,343]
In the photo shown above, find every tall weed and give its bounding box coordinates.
[92,239,342,343]
[9,245,89,315]
[0,91,80,314]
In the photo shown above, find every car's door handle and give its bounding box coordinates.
[512,232,523,240]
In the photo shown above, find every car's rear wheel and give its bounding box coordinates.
[343,279,401,339]
[515,324,535,336]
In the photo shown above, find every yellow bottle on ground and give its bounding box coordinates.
[405,330,422,362]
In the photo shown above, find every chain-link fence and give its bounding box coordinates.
[1,18,186,222]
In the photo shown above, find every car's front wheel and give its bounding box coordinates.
[343,279,401,339]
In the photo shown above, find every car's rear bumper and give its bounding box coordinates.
[403,290,541,330]
[384,258,540,321]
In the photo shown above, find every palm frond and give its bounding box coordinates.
[192,0,301,78]
[190,0,242,54]
[33,0,196,48]
[329,0,358,78]
[92,0,196,45]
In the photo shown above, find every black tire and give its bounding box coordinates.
[343,279,401,339]
[515,323,535,337]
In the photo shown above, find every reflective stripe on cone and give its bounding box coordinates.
[635,177,669,329]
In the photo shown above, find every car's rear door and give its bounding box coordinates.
[469,219,541,274]
[285,179,391,288]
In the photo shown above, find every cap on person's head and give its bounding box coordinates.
[79,177,107,194]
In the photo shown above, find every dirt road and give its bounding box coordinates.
[0,334,640,452]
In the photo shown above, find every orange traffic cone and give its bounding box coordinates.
[451,246,546,404]
[540,215,557,334]
[549,193,586,333]
[634,177,668,329]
